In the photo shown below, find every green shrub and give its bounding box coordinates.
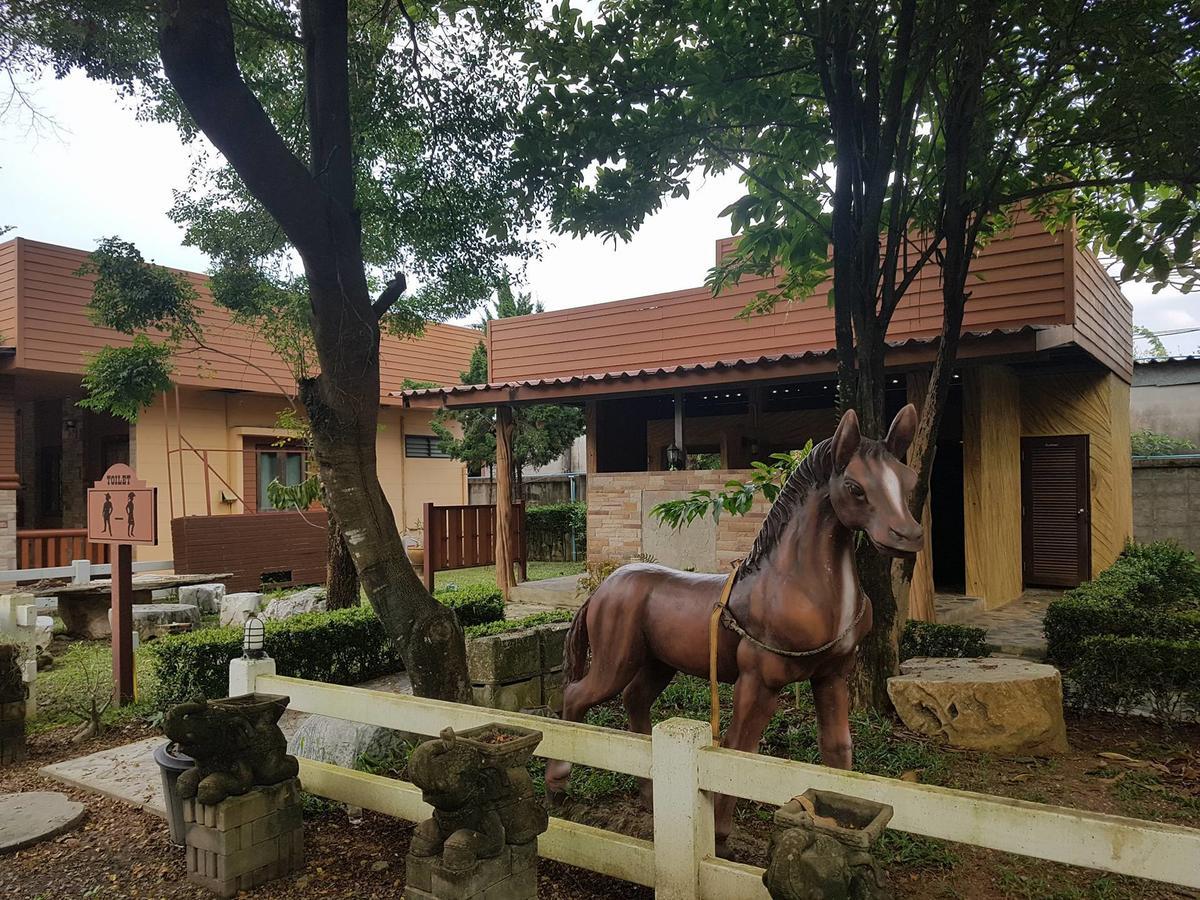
[433,584,505,627]
[1044,596,1200,665]
[1070,635,1200,725]
[900,621,989,661]
[526,502,587,559]
[148,606,403,710]
[465,609,573,639]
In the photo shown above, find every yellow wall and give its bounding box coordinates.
[962,366,1025,608]
[132,389,467,562]
[1021,370,1133,576]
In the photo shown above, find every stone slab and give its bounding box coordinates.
[107,603,200,640]
[0,791,87,852]
[507,575,585,609]
[39,735,167,817]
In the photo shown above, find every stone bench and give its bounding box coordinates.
[106,603,201,641]
[887,657,1069,756]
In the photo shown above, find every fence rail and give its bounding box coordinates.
[0,557,174,585]
[17,529,111,569]
[240,670,1200,899]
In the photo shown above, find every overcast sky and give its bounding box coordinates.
[2,70,1196,355]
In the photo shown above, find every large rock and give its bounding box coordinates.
[34,616,53,653]
[179,583,225,615]
[887,657,1069,756]
[287,714,415,770]
[219,592,263,627]
[261,586,326,622]
[108,603,201,641]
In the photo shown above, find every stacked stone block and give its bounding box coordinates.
[406,838,537,900]
[183,778,303,897]
[468,622,571,712]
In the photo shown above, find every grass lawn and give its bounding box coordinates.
[29,637,159,735]
[431,560,585,591]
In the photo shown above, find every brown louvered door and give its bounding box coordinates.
[1021,435,1091,587]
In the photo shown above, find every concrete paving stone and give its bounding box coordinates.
[39,735,166,816]
[0,791,88,852]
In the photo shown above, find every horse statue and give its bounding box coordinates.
[546,404,924,854]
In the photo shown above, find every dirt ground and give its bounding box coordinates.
[1,708,1197,899]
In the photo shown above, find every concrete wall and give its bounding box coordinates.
[1131,359,1200,447]
[1132,458,1200,553]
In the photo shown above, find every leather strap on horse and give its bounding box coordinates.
[709,561,740,745]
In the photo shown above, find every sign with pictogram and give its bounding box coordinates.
[87,464,158,546]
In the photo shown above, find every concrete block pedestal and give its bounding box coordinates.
[406,840,538,900]
[183,778,303,897]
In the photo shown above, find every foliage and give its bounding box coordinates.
[77,336,174,422]
[481,277,543,325]
[1133,325,1170,360]
[40,643,113,740]
[432,584,505,627]
[576,559,622,598]
[900,621,990,661]
[526,501,586,543]
[1044,541,1200,725]
[1131,429,1198,457]
[651,444,813,529]
[147,606,404,710]
[464,609,573,639]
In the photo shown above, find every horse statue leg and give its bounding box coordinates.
[811,669,854,769]
[622,659,676,809]
[714,671,779,858]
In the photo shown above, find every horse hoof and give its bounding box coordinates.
[544,788,567,810]
[715,838,733,860]
[638,781,654,812]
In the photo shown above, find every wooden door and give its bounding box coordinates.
[1021,435,1091,587]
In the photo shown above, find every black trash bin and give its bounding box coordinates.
[153,741,195,846]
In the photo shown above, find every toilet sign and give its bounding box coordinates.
[87,464,157,546]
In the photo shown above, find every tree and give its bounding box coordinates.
[11,0,545,701]
[433,284,585,497]
[507,0,1200,707]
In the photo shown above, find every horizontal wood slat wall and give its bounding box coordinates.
[171,511,328,593]
[0,238,479,396]
[421,501,526,592]
[16,529,111,568]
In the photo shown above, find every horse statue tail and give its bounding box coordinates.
[562,598,592,685]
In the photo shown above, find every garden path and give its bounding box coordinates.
[952,589,1061,660]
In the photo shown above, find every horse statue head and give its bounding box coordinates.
[828,403,924,559]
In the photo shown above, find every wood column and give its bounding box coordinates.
[963,366,1024,608]
[495,405,515,600]
[111,543,135,705]
[905,372,936,622]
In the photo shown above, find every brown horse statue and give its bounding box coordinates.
[546,404,924,853]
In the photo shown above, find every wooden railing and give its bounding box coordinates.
[421,501,526,592]
[237,668,1200,898]
[17,529,111,569]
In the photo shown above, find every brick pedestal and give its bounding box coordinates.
[0,699,26,765]
[183,778,303,897]
[406,839,538,900]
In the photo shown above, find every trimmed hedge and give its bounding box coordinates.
[148,605,403,710]
[900,620,989,661]
[1044,540,1200,725]
[526,502,586,559]
[465,609,573,639]
[433,585,505,627]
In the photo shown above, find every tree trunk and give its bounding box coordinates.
[325,510,359,610]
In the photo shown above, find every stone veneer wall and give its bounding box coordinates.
[587,470,771,573]
[1132,457,1200,554]
[0,490,15,570]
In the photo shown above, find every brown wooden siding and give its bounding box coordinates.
[490,217,1070,382]
[1070,238,1134,381]
[171,510,328,593]
[1,238,479,397]
[0,240,17,351]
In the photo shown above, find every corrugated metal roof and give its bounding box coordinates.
[394,325,1043,400]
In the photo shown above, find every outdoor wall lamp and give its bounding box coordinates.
[666,443,685,470]
[242,612,265,659]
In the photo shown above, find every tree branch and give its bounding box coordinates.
[372,271,407,318]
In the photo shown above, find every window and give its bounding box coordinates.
[245,438,308,512]
[405,434,450,459]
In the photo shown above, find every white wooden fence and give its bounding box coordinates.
[0,557,174,585]
[231,662,1200,899]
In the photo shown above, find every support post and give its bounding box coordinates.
[72,558,92,585]
[495,405,515,601]
[422,501,435,593]
[111,543,135,706]
[229,654,277,696]
[651,717,713,900]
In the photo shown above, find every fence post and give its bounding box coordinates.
[652,717,714,899]
[229,655,276,696]
[72,558,91,585]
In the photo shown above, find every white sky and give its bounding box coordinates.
[2,70,1196,355]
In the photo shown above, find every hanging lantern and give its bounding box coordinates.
[666,443,685,471]
[242,612,265,659]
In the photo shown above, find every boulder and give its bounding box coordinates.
[35,597,58,617]
[34,616,53,653]
[179,583,225,615]
[887,657,1069,756]
[287,714,416,770]
[108,603,201,641]
[219,592,264,628]
[261,587,327,622]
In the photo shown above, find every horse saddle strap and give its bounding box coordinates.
[709,561,740,745]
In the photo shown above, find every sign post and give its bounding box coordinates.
[87,464,158,706]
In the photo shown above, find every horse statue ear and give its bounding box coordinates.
[885,403,918,460]
[832,408,861,471]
